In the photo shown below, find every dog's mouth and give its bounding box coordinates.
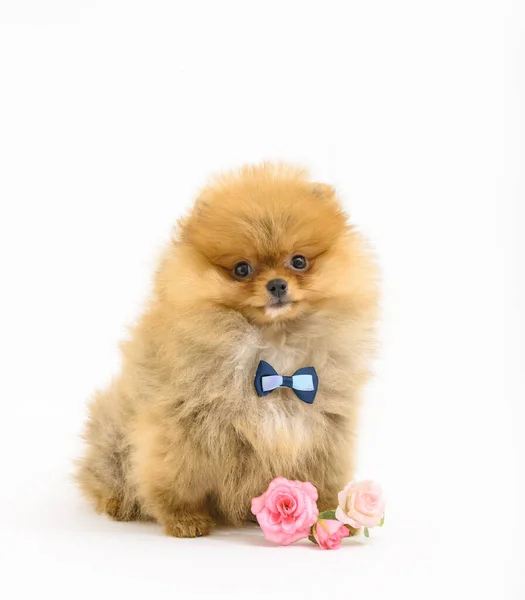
[262,298,298,319]
[251,297,299,319]
[266,297,295,309]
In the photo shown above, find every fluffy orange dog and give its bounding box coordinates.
[77,164,379,537]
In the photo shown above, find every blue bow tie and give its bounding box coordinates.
[254,360,318,404]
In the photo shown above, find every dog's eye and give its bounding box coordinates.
[233,261,253,278]
[290,255,308,271]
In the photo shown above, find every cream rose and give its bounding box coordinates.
[335,480,385,528]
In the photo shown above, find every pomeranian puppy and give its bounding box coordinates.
[76,163,379,537]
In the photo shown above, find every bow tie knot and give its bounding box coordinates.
[254,360,318,404]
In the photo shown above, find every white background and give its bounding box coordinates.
[0,1,523,599]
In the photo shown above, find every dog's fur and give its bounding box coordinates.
[76,164,379,537]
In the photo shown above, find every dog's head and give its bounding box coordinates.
[168,164,372,324]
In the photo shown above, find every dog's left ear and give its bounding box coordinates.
[310,182,336,200]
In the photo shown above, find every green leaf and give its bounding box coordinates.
[364,527,370,538]
[379,514,385,527]
[345,524,359,536]
[318,510,337,521]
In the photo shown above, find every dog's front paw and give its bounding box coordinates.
[163,512,215,538]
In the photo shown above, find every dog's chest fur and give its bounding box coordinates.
[229,323,335,449]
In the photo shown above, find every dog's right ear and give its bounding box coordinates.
[191,193,209,213]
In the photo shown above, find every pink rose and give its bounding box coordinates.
[335,480,385,528]
[251,477,319,545]
[312,519,350,550]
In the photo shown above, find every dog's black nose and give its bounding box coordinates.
[266,278,288,298]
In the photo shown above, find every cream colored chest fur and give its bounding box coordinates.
[229,323,343,450]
